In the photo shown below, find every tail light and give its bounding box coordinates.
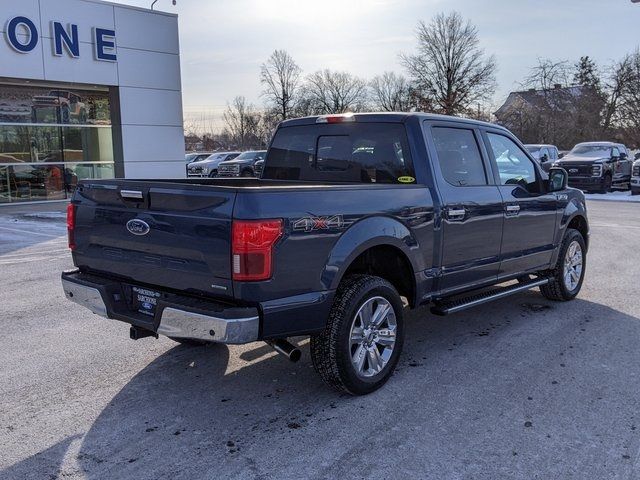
[232,219,283,281]
[66,203,76,250]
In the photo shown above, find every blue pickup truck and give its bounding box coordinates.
[62,113,589,395]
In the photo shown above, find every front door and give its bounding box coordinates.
[425,122,504,295]
[483,131,558,278]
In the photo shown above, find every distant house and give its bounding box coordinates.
[494,85,589,147]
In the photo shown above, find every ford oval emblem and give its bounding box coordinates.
[126,219,150,236]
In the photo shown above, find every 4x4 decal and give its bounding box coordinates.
[292,215,345,232]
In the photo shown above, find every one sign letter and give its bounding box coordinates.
[6,16,39,53]
[53,22,79,57]
[94,28,117,62]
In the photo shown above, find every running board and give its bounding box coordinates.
[430,278,551,316]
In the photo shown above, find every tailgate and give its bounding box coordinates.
[71,181,236,298]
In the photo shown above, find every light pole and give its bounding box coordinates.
[151,0,176,10]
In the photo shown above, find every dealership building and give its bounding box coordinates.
[0,0,184,204]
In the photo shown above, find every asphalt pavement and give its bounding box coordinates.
[1,199,639,480]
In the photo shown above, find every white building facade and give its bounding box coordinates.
[0,0,184,204]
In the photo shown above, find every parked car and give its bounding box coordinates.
[632,156,640,195]
[217,150,266,177]
[525,144,559,172]
[31,90,87,124]
[187,152,241,177]
[553,142,632,193]
[61,113,588,395]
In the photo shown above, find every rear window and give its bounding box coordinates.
[263,123,415,184]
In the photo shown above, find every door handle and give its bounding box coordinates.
[505,204,520,216]
[446,208,466,221]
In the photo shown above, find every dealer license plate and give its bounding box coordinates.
[132,286,161,317]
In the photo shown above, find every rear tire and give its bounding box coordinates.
[540,228,586,301]
[310,274,404,395]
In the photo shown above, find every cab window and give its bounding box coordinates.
[431,127,487,186]
[486,133,539,193]
[264,123,415,184]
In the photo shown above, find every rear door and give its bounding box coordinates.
[483,130,557,278]
[424,121,504,294]
[72,181,236,298]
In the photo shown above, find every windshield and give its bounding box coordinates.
[234,151,266,160]
[570,145,611,156]
[185,154,198,163]
[526,146,541,159]
[263,123,415,184]
[203,153,224,162]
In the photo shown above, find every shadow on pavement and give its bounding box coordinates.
[4,295,640,479]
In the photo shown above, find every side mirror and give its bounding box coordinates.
[541,154,549,162]
[635,152,640,160]
[558,152,565,159]
[620,152,628,160]
[548,167,568,192]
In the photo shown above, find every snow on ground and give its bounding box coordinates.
[583,190,640,203]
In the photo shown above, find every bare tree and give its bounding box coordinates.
[303,69,368,114]
[603,54,634,134]
[617,49,640,146]
[524,58,570,91]
[222,96,264,149]
[260,49,302,121]
[400,12,497,115]
[369,72,412,112]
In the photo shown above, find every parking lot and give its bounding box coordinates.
[1,199,639,479]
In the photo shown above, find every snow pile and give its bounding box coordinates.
[583,191,640,203]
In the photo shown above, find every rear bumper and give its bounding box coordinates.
[61,270,259,344]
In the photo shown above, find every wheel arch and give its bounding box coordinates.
[551,198,589,265]
[322,216,420,307]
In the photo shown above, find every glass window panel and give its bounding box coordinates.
[0,83,111,125]
[432,127,488,187]
[0,125,113,164]
[486,133,538,191]
[62,126,113,162]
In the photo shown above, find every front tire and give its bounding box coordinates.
[597,174,612,194]
[310,275,404,395]
[540,228,586,301]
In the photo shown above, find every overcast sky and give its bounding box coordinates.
[112,0,639,130]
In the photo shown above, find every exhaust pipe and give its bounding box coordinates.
[267,339,301,363]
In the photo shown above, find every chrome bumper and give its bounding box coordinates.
[61,277,259,344]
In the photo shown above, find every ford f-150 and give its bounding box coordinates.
[61,113,589,395]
